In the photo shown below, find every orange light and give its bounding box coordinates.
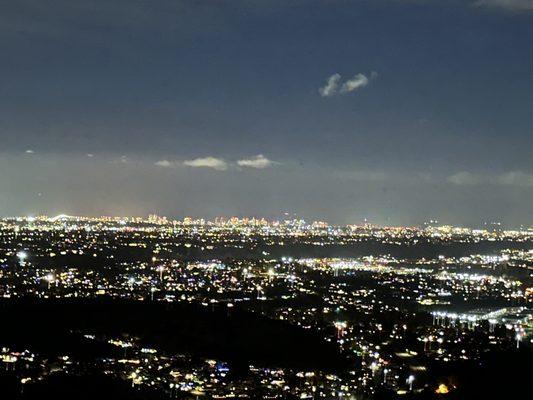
[435,384,449,394]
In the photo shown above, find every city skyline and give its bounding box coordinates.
[3,212,531,231]
[1,0,533,226]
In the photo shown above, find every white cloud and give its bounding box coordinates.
[155,159,179,168]
[319,71,376,97]
[237,154,277,169]
[474,0,533,11]
[340,73,370,93]
[157,155,276,170]
[319,73,341,97]
[448,171,533,187]
[183,156,228,171]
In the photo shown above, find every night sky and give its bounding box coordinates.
[1,0,532,226]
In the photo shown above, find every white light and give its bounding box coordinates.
[16,251,28,261]
[407,374,415,391]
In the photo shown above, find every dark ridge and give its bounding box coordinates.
[0,298,347,372]
[2,373,162,400]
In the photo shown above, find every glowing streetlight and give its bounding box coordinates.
[156,265,165,281]
[383,368,389,384]
[407,375,415,391]
[44,273,55,290]
[334,321,347,339]
[370,362,378,376]
[129,371,138,387]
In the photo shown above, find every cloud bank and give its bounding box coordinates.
[237,154,276,169]
[183,156,228,171]
[156,155,278,171]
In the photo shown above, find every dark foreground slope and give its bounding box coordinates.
[0,373,162,400]
[0,298,346,371]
